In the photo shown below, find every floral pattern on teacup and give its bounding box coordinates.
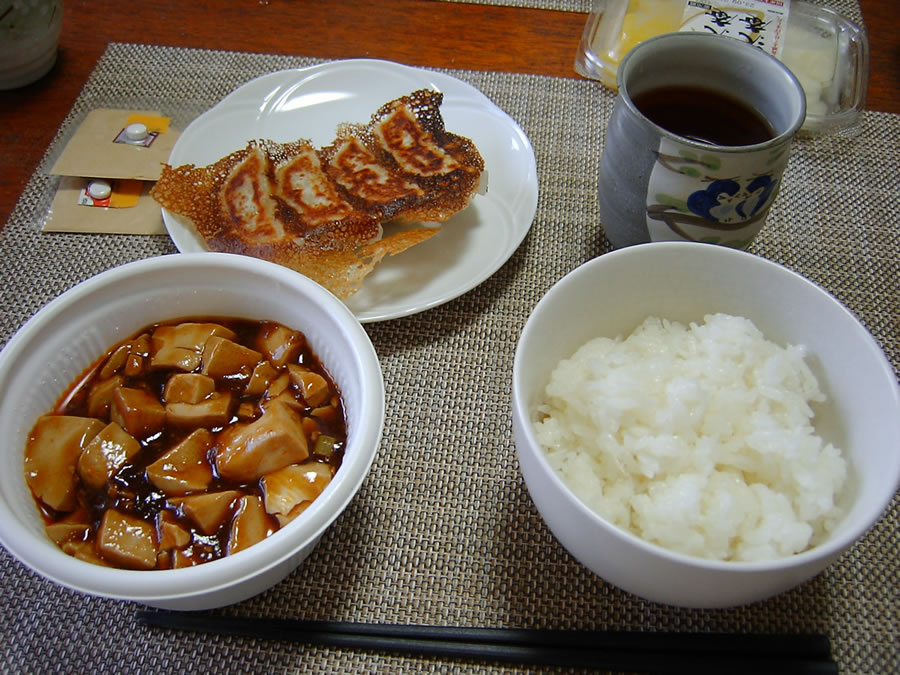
[685,175,777,223]
[644,141,789,248]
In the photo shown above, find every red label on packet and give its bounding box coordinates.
[77,179,143,208]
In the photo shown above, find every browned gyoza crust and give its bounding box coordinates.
[151,89,485,299]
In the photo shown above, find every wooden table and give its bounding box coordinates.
[0,0,897,231]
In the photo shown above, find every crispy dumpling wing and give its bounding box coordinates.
[151,89,484,299]
[320,89,485,224]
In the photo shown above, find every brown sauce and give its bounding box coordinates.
[25,317,347,570]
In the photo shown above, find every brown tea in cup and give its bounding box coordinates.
[632,85,776,147]
[597,33,807,249]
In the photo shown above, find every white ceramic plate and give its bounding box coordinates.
[163,59,538,323]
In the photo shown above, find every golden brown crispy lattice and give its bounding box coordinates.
[151,89,484,299]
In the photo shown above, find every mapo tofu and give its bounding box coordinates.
[24,318,346,570]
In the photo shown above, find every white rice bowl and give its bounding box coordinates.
[533,313,848,563]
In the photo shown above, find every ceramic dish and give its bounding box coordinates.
[163,59,538,323]
[512,243,900,608]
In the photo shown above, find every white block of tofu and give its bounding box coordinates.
[146,428,215,495]
[99,344,130,379]
[169,490,241,535]
[150,322,237,371]
[287,365,330,407]
[244,361,278,396]
[215,400,309,482]
[110,387,166,439]
[156,510,192,550]
[274,501,312,528]
[261,462,332,518]
[152,346,202,372]
[163,373,216,404]
[201,336,262,379]
[266,372,291,398]
[86,374,124,419]
[260,390,304,414]
[62,540,111,567]
[97,509,158,570]
[25,415,105,512]
[256,324,304,368]
[45,521,91,546]
[76,422,141,489]
[165,391,233,428]
[227,495,272,555]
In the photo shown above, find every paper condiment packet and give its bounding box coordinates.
[44,176,166,235]
[50,109,179,181]
[45,109,179,235]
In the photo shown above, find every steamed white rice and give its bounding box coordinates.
[534,314,847,562]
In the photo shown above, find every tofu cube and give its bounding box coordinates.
[130,332,152,358]
[244,361,278,396]
[62,540,111,566]
[145,428,215,495]
[266,372,291,398]
[124,333,151,376]
[156,510,192,550]
[99,344,129,379]
[261,462,332,518]
[163,373,216,404]
[274,501,312,528]
[151,345,202,372]
[110,387,166,439]
[311,403,340,423]
[165,391,233,428]
[96,509,158,570]
[288,365,331,407]
[87,374,124,419]
[256,324,305,368]
[236,401,258,420]
[169,490,241,535]
[76,422,141,489]
[201,336,262,379]
[25,415,105,511]
[260,390,303,414]
[227,495,272,555]
[151,322,236,370]
[215,400,309,482]
[45,521,91,546]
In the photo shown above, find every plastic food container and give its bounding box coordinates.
[575,0,870,136]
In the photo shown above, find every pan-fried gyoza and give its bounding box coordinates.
[151,89,485,298]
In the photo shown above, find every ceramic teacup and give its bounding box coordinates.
[598,33,806,249]
[0,0,64,90]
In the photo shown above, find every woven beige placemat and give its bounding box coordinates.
[435,0,864,26]
[1,43,897,673]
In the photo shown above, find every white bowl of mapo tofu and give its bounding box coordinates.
[0,253,384,610]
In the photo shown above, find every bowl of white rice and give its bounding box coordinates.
[512,242,900,608]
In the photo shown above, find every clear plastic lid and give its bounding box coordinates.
[575,0,870,136]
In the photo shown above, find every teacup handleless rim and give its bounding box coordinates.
[616,32,807,153]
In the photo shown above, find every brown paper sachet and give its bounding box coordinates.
[44,109,181,235]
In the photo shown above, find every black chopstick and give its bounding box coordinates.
[137,610,838,674]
